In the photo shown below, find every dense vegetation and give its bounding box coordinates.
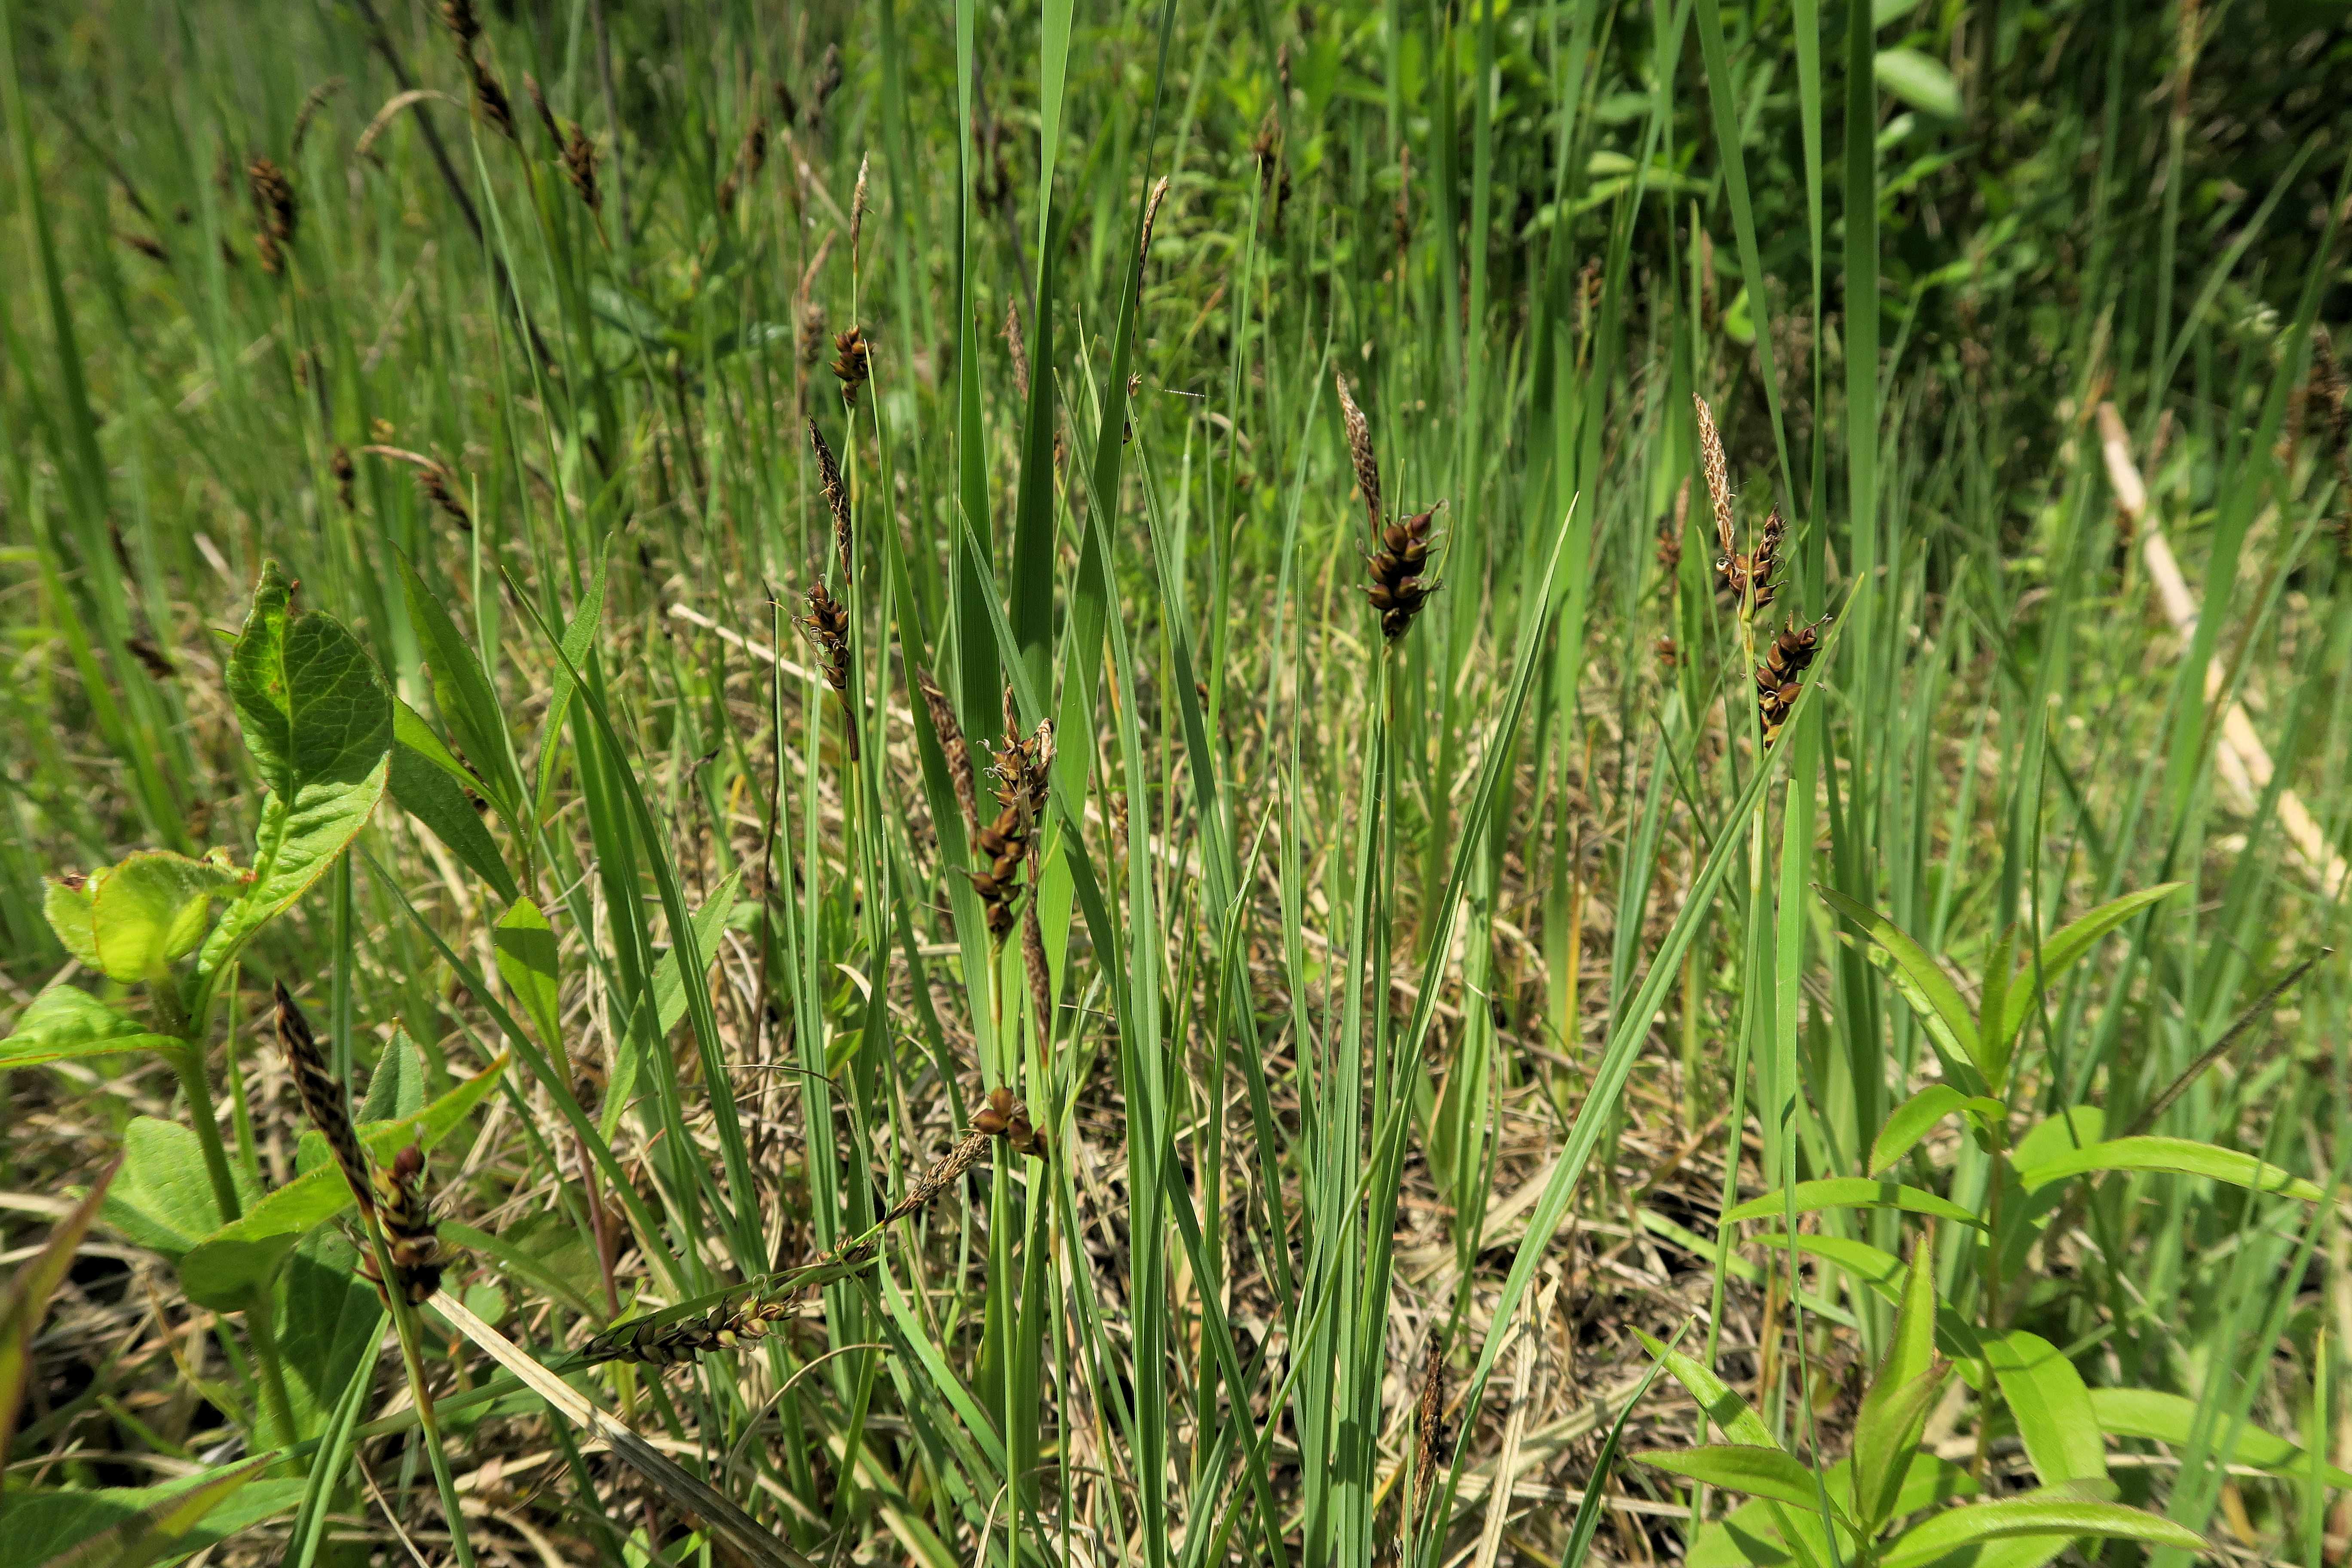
[4,2,2351,1566]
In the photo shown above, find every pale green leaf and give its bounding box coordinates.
[1879,1498,2203,1568]
[43,876,101,969]
[1635,1328,1776,1446]
[1635,1445,1838,1519]
[1983,1330,2106,1485]
[1,988,186,1069]
[1870,1085,2008,1173]
[1722,1178,1984,1229]
[102,1118,260,1262]
[88,851,247,981]
[493,897,562,1053]
[1818,886,1986,1088]
[390,700,518,903]
[2015,1136,2325,1201]
[1988,885,2182,1083]
[2088,1387,2352,1485]
[1872,48,1959,119]
[30,1457,286,1568]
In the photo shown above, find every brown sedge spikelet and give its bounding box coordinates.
[119,231,168,263]
[416,459,473,533]
[561,122,600,214]
[1366,503,1443,643]
[800,582,858,763]
[1744,507,1786,616]
[330,445,356,511]
[914,667,979,839]
[247,157,296,276]
[808,43,843,132]
[584,1291,793,1368]
[1336,371,1381,528]
[968,799,1031,943]
[849,153,871,272]
[525,75,561,148]
[1139,175,1171,272]
[993,694,1057,1047]
[466,53,517,142]
[1659,476,1688,576]
[717,115,769,216]
[439,0,481,49]
[1412,1342,1447,1514]
[971,1085,1049,1160]
[275,984,373,1218]
[1755,616,1828,745]
[2311,325,2351,550]
[357,1144,452,1305]
[1693,392,1735,577]
[290,77,346,158]
[1004,298,1031,403]
[808,418,853,582]
[830,325,870,407]
[884,1129,995,1223]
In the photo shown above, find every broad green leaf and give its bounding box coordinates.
[2088,1387,2352,1486]
[1722,1178,1984,1229]
[493,897,562,1053]
[199,563,392,979]
[2012,1107,2104,1169]
[1852,1240,1947,1527]
[1635,1444,1838,1517]
[102,1118,260,1262]
[1,988,186,1069]
[1872,48,1958,119]
[177,1054,505,1307]
[1871,1085,2008,1173]
[43,876,101,968]
[1984,1330,2106,1485]
[355,1030,425,1123]
[1752,1234,1989,1366]
[1988,885,2182,1083]
[28,1457,288,1568]
[390,700,519,903]
[397,549,519,815]
[1818,886,1986,1089]
[88,851,247,981]
[2014,1135,2326,1201]
[1878,1498,2203,1568]
[1691,1456,1975,1568]
[1635,1327,1776,1446]
[273,1229,385,1440]
[3,1166,116,1460]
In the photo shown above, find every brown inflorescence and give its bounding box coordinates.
[1004,299,1030,403]
[993,693,1056,1044]
[830,326,870,407]
[275,984,373,1218]
[247,158,297,276]
[1412,1343,1446,1513]
[360,1144,453,1305]
[583,1292,794,1368]
[1693,392,1735,576]
[525,75,561,148]
[717,116,769,216]
[1336,371,1381,528]
[1755,617,1827,745]
[416,459,473,533]
[808,419,853,582]
[914,668,979,839]
[967,798,1030,943]
[971,1085,1049,1160]
[562,123,600,214]
[330,445,356,511]
[1366,504,1442,643]
[800,583,858,763]
[466,53,516,142]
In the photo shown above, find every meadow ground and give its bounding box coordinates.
[4,3,2352,1567]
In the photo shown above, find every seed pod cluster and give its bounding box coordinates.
[830,326,870,407]
[1720,507,1784,616]
[584,1292,793,1368]
[247,158,297,276]
[1755,617,1827,744]
[971,1085,1049,1160]
[416,458,473,533]
[967,796,1030,942]
[800,583,858,763]
[275,984,372,1218]
[1367,505,1442,642]
[883,1128,994,1222]
[360,1144,453,1305]
[562,122,600,214]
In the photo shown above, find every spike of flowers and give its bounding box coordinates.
[1366,503,1443,642]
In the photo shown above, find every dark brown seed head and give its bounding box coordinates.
[416,460,472,533]
[808,419,852,582]
[884,1128,995,1222]
[1139,175,1171,270]
[440,0,481,48]
[466,54,516,142]
[1755,616,1827,744]
[800,583,858,762]
[331,445,356,511]
[1366,502,1443,642]
[582,1291,793,1367]
[562,124,600,214]
[119,231,168,263]
[808,43,843,130]
[1413,1342,1446,1512]
[276,984,373,1217]
[291,77,346,158]
[247,158,297,276]
[830,326,870,406]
